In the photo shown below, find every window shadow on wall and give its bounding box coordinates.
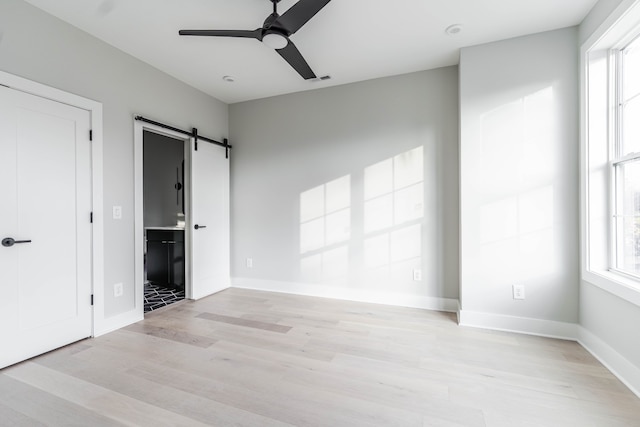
[298,147,425,287]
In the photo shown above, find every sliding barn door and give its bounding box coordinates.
[0,86,92,368]
[189,139,230,299]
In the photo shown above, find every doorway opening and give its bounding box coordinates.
[134,116,231,317]
[141,129,190,314]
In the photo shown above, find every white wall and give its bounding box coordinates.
[230,68,459,310]
[0,0,228,322]
[459,28,580,335]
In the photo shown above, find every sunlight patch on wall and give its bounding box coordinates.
[298,146,427,286]
[364,146,424,233]
[480,87,555,195]
[300,175,351,254]
[300,175,351,283]
[476,86,563,290]
[362,147,425,286]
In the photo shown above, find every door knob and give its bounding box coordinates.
[194,224,207,230]
[2,238,32,247]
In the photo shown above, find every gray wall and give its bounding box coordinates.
[143,132,185,228]
[580,284,640,365]
[230,68,459,302]
[0,0,228,317]
[459,28,580,323]
[579,0,625,43]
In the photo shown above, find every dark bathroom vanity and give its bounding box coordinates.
[146,227,185,291]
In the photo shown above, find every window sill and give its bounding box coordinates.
[583,269,640,308]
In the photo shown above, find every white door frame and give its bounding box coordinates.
[0,70,104,336]
[134,120,193,315]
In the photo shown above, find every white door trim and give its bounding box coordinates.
[0,70,104,337]
[133,119,192,315]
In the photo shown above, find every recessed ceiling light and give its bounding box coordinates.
[445,24,463,36]
[96,0,116,16]
[222,75,235,83]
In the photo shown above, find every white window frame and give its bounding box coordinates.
[581,0,640,307]
[610,38,640,279]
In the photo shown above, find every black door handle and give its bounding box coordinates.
[194,224,207,230]
[2,238,32,247]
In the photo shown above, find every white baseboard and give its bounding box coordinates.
[578,326,640,399]
[458,309,578,340]
[93,309,143,337]
[192,284,230,301]
[231,277,459,312]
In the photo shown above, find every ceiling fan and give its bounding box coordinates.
[179,0,332,80]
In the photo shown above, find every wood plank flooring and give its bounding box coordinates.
[1,288,639,426]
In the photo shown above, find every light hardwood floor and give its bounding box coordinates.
[1,288,639,426]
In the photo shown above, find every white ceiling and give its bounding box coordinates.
[23,0,598,104]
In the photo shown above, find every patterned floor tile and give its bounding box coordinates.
[144,282,185,313]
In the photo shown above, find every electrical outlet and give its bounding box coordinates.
[413,269,422,281]
[513,284,525,300]
[114,282,123,298]
[246,258,253,268]
[112,205,122,220]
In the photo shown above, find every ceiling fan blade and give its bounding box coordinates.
[274,0,332,35]
[276,39,317,80]
[179,29,262,40]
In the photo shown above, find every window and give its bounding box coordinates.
[612,36,640,277]
[582,0,640,304]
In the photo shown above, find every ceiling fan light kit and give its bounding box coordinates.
[179,0,332,80]
[263,32,289,50]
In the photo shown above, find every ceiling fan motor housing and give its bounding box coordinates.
[263,14,290,38]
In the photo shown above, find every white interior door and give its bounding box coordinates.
[0,86,92,369]
[189,139,230,299]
